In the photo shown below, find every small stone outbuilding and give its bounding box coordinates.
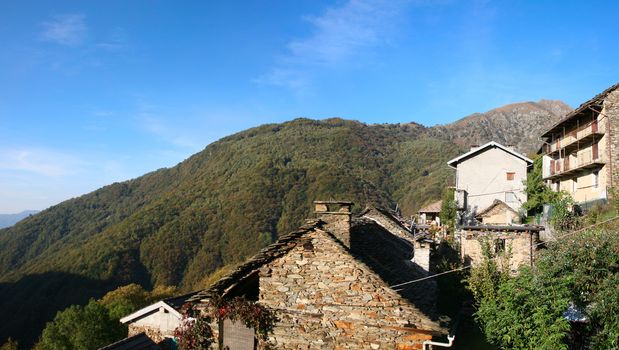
[418,200,442,225]
[459,225,542,273]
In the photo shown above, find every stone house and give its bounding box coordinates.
[447,141,532,224]
[459,225,542,274]
[540,82,619,206]
[182,201,446,349]
[417,200,442,225]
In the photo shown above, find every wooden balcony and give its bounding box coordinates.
[544,151,605,180]
[545,122,604,156]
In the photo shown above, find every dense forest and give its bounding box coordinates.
[0,100,567,347]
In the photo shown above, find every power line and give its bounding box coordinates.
[389,215,619,289]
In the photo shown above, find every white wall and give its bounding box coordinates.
[456,147,528,214]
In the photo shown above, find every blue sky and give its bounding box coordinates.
[1,0,618,213]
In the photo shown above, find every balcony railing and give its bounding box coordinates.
[546,150,604,179]
[546,121,604,155]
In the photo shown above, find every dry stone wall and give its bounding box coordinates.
[460,230,537,273]
[605,90,619,190]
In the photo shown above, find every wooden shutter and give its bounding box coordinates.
[592,116,598,133]
[592,143,599,160]
[550,159,555,175]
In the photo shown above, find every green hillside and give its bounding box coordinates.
[0,118,463,346]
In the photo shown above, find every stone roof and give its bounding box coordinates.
[359,206,411,233]
[418,200,442,214]
[475,199,518,218]
[98,333,160,350]
[188,219,323,302]
[542,82,619,138]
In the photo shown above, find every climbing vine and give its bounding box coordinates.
[173,297,277,350]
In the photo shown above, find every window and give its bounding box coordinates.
[506,172,515,181]
[495,238,506,253]
[505,192,517,203]
[593,171,599,188]
[573,177,578,193]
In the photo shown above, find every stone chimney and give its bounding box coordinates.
[314,200,353,248]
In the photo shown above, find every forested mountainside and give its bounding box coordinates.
[0,100,569,347]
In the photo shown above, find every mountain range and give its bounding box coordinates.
[0,210,39,229]
[0,99,571,347]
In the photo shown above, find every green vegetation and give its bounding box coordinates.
[469,224,619,349]
[174,297,276,350]
[36,300,125,350]
[35,284,175,350]
[439,187,457,232]
[0,339,18,350]
[0,118,465,346]
[522,156,560,216]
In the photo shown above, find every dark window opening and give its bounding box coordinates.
[495,238,506,253]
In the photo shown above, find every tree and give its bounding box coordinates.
[0,339,18,350]
[439,187,457,232]
[99,283,176,320]
[522,155,560,215]
[36,299,125,350]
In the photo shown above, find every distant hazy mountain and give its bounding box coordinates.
[0,100,569,346]
[0,210,39,229]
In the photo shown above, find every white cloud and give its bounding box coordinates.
[41,14,88,46]
[289,0,405,65]
[0,148,82,177]
[257,0,410,90]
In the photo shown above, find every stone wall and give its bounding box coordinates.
[606,90,619,191]
[460,230,537,273]
[128,324,167,343]
[258,228,441,349]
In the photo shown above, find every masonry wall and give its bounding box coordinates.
[606,90,619,192]
[258,228,440,350]
[460,230,537,273]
